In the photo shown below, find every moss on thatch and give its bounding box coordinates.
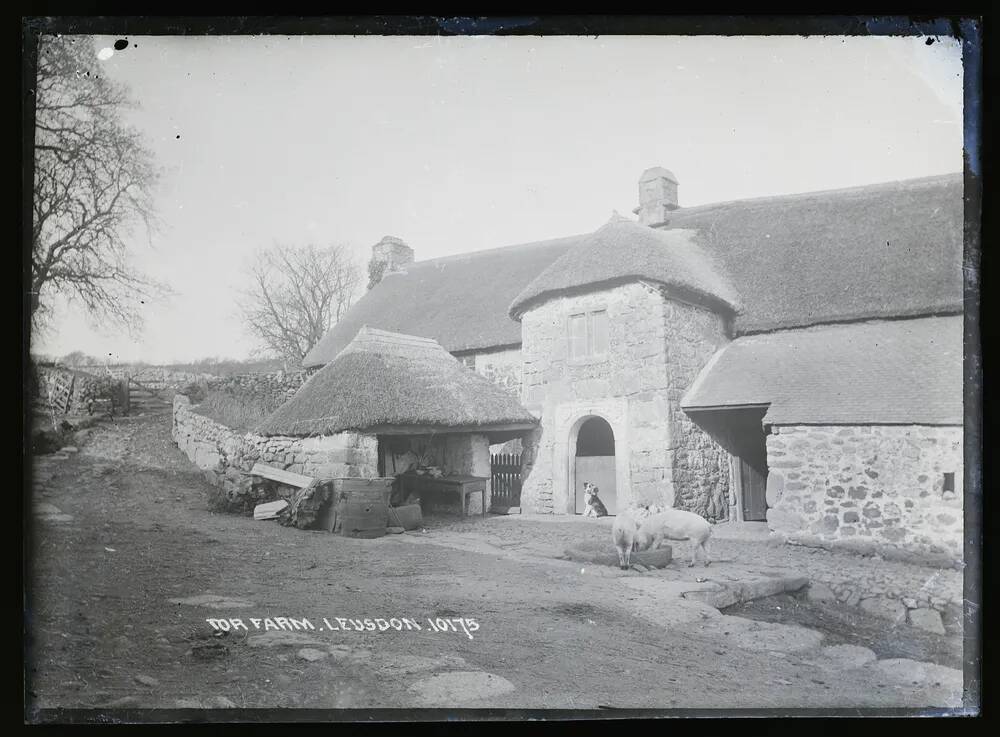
[508,215,741,318]
[303,173,963,368]
[303,234,584,368]
[666,173,964,334]
[258,328,537,437]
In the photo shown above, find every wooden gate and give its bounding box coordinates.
[490,453,522,510]
[127,377,172,413]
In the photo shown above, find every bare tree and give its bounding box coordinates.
[239,244,361,364]
[59,350,99,367]
[30,35,170,334]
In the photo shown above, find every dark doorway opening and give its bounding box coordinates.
[574,416,617,515]
[685,407,769,522]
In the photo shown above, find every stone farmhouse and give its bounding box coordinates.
[295,167,964,561]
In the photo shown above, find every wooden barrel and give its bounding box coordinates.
[332,478,393,536]
[337,480,392,538]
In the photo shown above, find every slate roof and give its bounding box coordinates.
[304,173,964,368]
[260,327,537,437]
[508,215,741,318]
[680,315,963,425]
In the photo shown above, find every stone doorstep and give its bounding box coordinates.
[681,575,810,609]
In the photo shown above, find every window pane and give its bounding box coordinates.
[569,314,587,358]
[591,310,609,354]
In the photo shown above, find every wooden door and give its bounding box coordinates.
[575,456,616,515]
[740,459,767,521]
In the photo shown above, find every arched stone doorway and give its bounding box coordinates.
[572,416,617,514]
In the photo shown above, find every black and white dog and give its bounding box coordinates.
[582,481,609,517]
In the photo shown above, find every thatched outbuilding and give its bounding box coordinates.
[257,327,537,442]
[232,167,967,554]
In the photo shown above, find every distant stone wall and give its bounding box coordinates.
[172,394,377,512]
[81,365,215,389]
[78,365,313,402]
[765,424,964,563]
[202,370,312,406]
[518,282,730,517]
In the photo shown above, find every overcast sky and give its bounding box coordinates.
[32,34,964,364]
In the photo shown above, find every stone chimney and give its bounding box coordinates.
[367,235,414,290]
[633,167,679,227]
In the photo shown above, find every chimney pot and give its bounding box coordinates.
[634,166,679,226]
[368,236,414,290]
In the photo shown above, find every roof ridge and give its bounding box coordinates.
[402,232,590,269]
[389,173,961,272]
[336,325,455,362]
[665,172,963,219]
[350,326,441,345]
[735,309,964,338]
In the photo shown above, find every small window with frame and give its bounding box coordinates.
[568,309,609,360]
[590,309,609,355]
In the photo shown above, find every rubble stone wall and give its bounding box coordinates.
[765,424,964,564]
[172,394,377,513]
[202,370,312,406]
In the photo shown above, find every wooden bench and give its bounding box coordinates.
[396,474,489,518]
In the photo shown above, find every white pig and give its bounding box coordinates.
[611,508,644,570]
[635,508,713,567]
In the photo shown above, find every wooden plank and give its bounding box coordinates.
[253,499,289,520]
[250,463,314,489]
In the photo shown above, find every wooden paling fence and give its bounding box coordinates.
[490,453,522,509]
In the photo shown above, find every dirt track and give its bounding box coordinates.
[25,412,969,717]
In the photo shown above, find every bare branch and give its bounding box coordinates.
[238,243,360,365]
[30,35,170,336]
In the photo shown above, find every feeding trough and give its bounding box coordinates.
[562,537,673,569]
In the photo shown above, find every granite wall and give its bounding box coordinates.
[518,282,730,517]
[765,424,964,563]
[172,394,377,513]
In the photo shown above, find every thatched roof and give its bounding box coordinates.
[303,173,963,368]
[665,173,964,334]
[302,234,583,368]
[681,315,963,425]
[258,327,537,437]
[508,214,741,318]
